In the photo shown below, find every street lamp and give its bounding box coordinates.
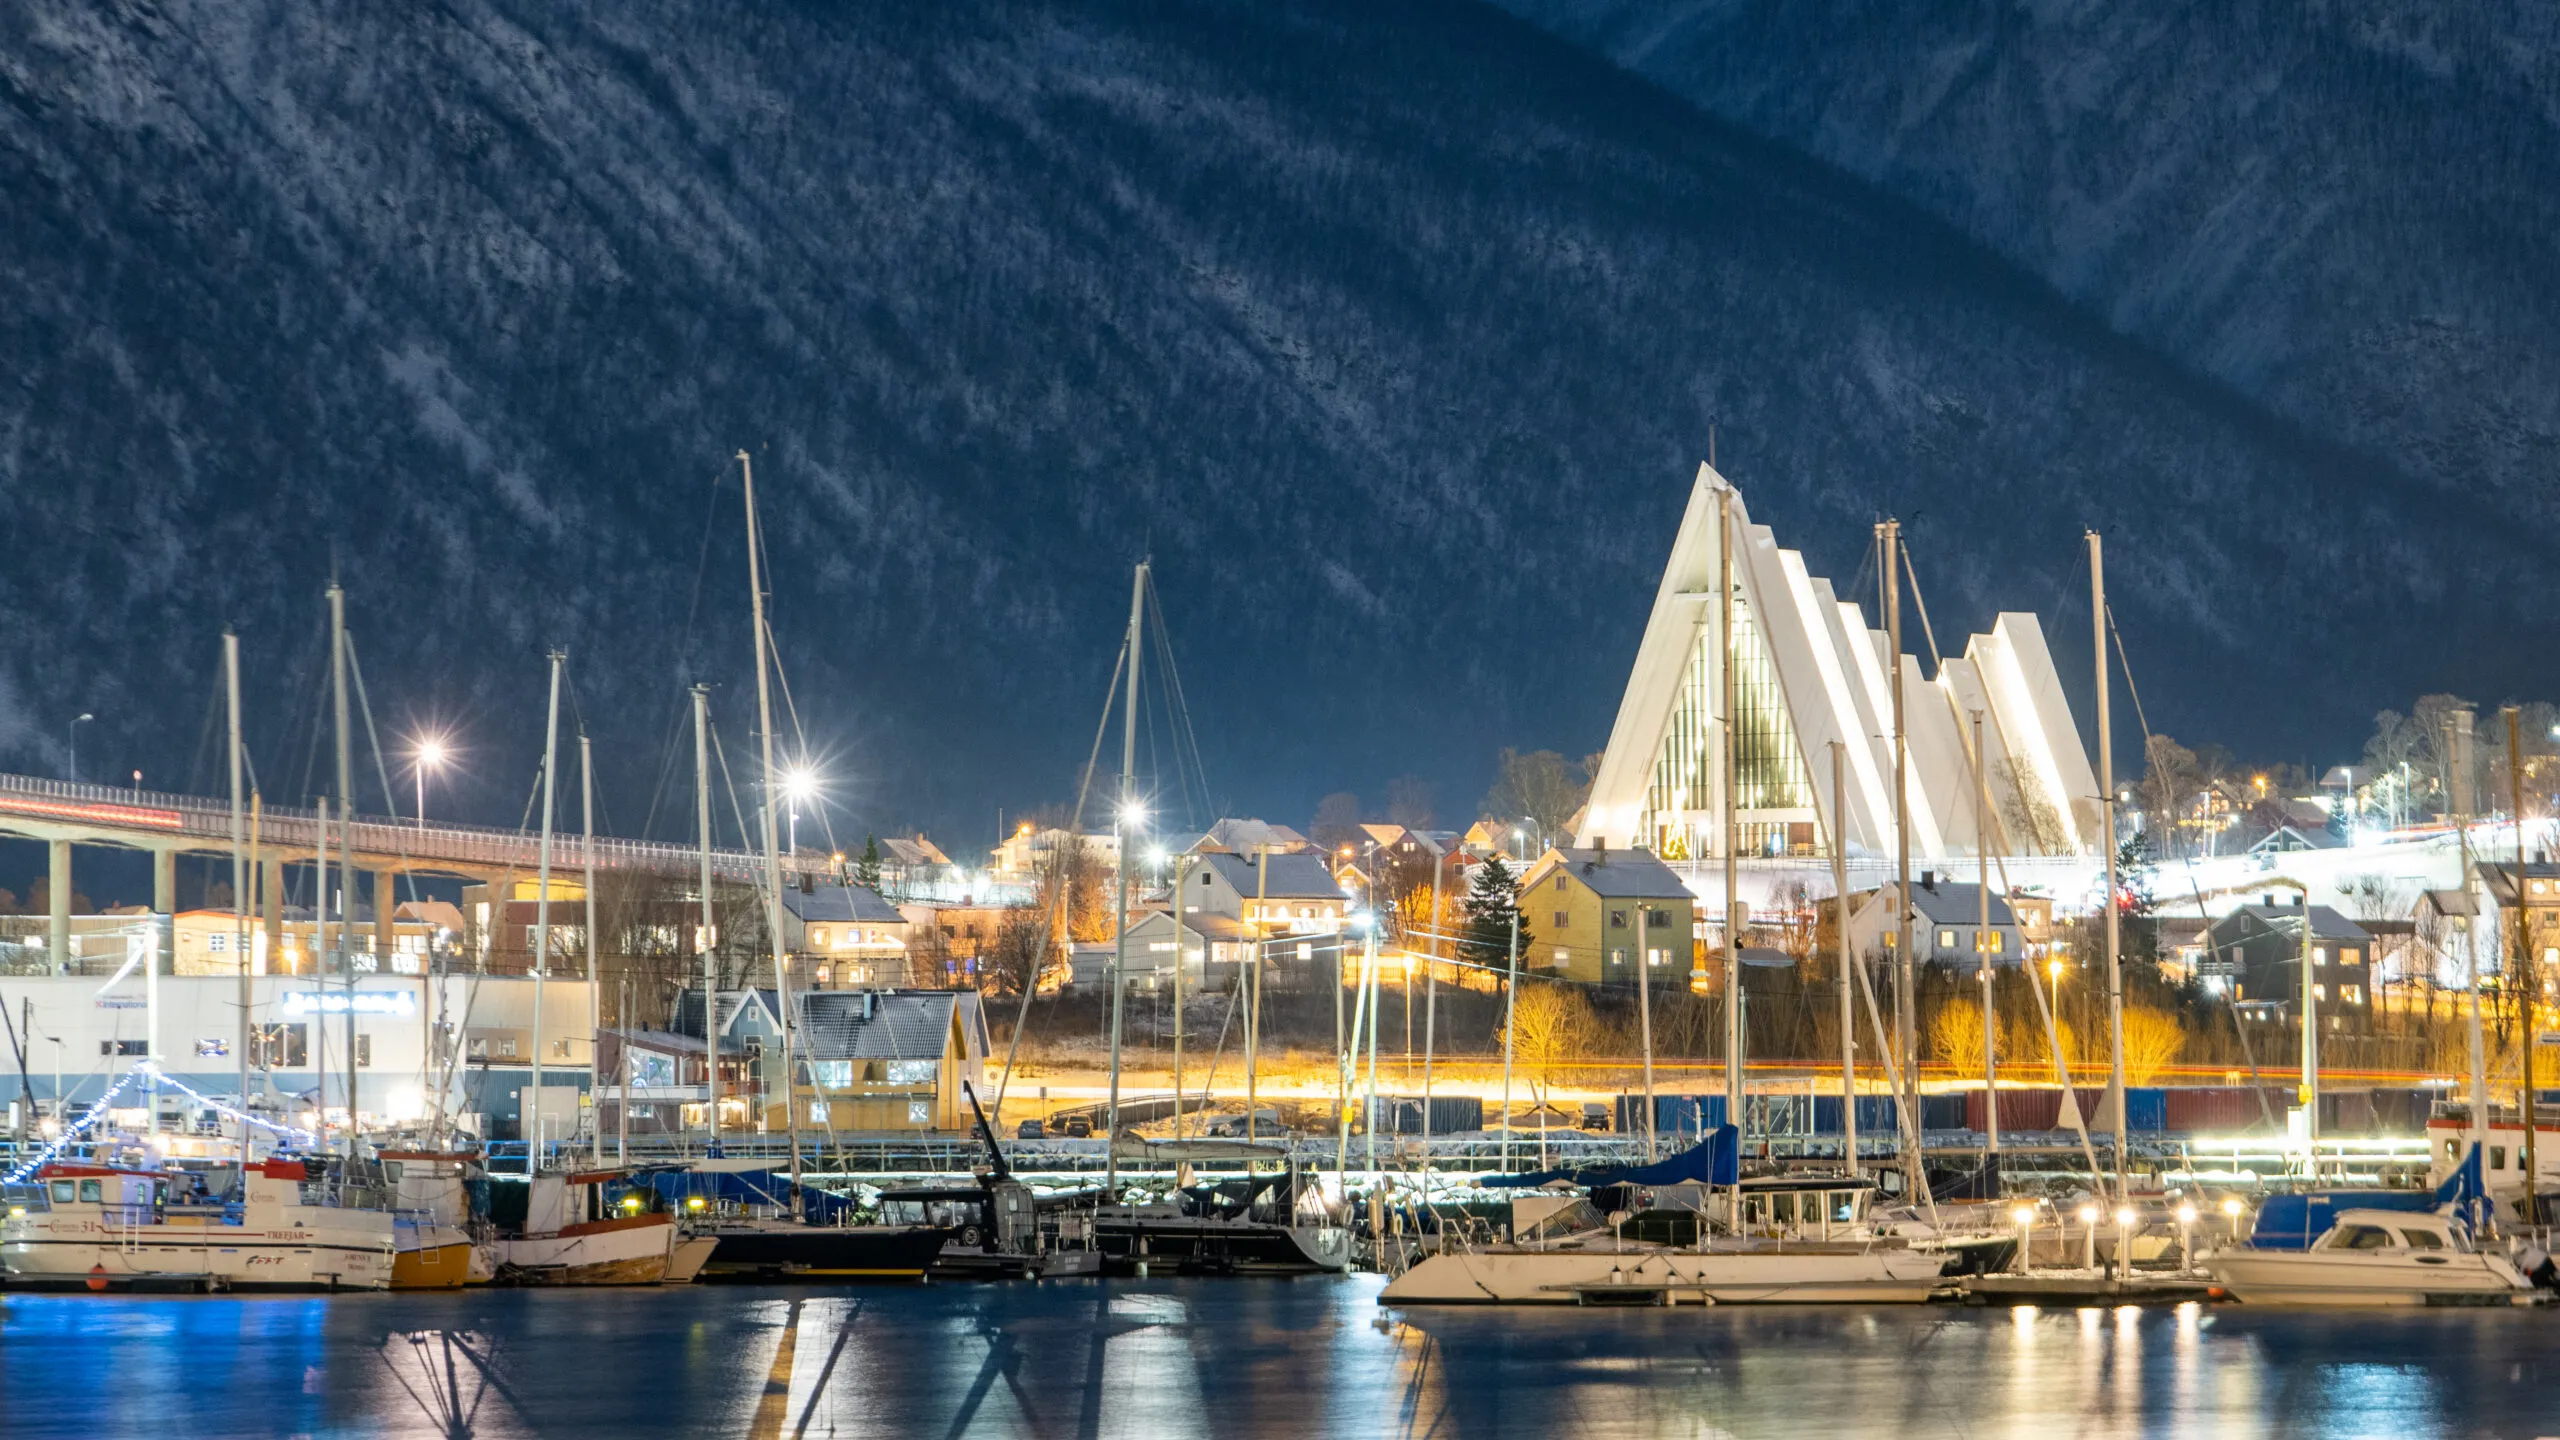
[67,713,92,783]
[412,734,449,825]
[783,766,817,855]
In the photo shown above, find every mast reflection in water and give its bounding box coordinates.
[0,1279,2548,1437]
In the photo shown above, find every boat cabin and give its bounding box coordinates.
[2310,1210,2476,1256]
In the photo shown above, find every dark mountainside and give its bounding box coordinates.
[1493,0,2560,544]
[1,0,2548,855]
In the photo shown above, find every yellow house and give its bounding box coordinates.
[1517,847,1696,985]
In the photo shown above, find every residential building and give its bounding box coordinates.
[1180,818,1312,856]
[792,989,990,1132]
[2414,887,2483,990]
[990,825,1119,880]
[876,834,956,894]
[2202,899,2375,1031]
[1516,846,1695,985]
[1577,465,2099,860]
[2475,861,2560,981]
[1845,873,2026,967]
[780,882,911,988]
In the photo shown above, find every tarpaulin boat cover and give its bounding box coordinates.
[1478,1124,1739,1190]
[2247,1143,2487,1250]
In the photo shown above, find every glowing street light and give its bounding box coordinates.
[782,766,818,854]
[411,732,451,825]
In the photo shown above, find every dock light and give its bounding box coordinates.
[2175,1205,2196,1225]
[2114,1208,2137,1232]
[2011,1206,2035,1227]
[2219,1197,2243,1216]
[2076,1204,2098,1225]
[686,1196,706,1211]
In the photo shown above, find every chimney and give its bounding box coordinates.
[2449,709,2476,817]
[1921,871,1936,891]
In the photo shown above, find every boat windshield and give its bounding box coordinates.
[2,1183,49,1214]
[1517,1199,1604,1245]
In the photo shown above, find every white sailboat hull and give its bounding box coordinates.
[1382,1245,1949,1305]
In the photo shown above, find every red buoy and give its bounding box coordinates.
[85,1264,108,1293]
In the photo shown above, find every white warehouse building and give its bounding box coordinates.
[1577,464,2101,862]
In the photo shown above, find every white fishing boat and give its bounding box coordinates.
[1,1158,393,1292]
[488,1166,682,1285]
[2203,1209,2533,1306]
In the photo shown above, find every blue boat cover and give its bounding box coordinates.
[1478,1124,1739,1189]
[2246,1144,2486,1250]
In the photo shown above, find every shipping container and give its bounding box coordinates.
[1377,1096,1484,1135]
[1614,1093,1725,1137]
[2163,1085,2289,1134]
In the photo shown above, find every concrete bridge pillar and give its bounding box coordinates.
[152,848,177,916]
[261,855,284,973]
[47,839,70,975]
[373,869,398,971]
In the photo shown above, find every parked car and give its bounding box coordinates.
[1061,1115,1093,1138]
[1016,1119,1045,1140]
[1579,1103,1611,1132]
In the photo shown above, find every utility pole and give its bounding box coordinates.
[739,450,801,1191]
[1637,899,1656,1161]
[2512,706,2538,1218]
[1171,851,1188,1142]
[1104,563,1145,1196]
[694,685,719,1155]
[1834,741,1856,1177]
[530,650,562,1176]
[2089,530,2128,1202]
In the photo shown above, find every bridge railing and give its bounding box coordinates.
[0,771,828,880]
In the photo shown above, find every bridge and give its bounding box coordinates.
[0,771,833,970]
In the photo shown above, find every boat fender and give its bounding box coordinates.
[85,1264,108,1293]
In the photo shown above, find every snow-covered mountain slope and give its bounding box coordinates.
[0,0,2543,844]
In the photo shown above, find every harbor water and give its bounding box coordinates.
[3,1276,2556,1437]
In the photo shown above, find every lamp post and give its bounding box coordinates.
[67,713,92,783]
[783,768,816,858]
[412,735,447,827]
[2011,1204,2035,1275]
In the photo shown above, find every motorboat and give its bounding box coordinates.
[1093,1140,1352,1276]
[2204,1209,2535,1306]
[1,1158,394,1292]
[487,1165,685,1285]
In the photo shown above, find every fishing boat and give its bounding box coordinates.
[372,1150,488,1288]
[487,1165,684,1285]
[2203,1209,2534,1306]
[1,1158,394,1292]
[873,1085,1103,1279]
[1094,1140,1352,1276]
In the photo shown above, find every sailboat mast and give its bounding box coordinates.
[1247,847,1268,1141]
[530,650,563,1176]
[694,684,719,1154]
[581,731,599,1162]
[2510,706,2536,1216]
[1500,911,1519,1172]
[1105,563,1145,1197]
[1885,520,1919,1197]
[738,450,801,1190]
[1975,710,1999,1185]
[225,631,249,1172]
[2089,531,2128,1201]
[1720,484,1741,1138]
[329,583,357,1147]
[1834,741,1856,1178]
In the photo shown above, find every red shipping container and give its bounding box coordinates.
[2163,1086,2289,1134]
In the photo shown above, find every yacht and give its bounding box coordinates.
[1381,1175,1952,1306]
[1,1158,394,1292]
[653,1161,948,1282]
[2203,1209,2535,1306]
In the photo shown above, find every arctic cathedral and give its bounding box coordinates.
[1576,465,2100,863]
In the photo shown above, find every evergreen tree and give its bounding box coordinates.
[2115,832,2160,966]
[1459,854,1532,970]
[854,835,884,892]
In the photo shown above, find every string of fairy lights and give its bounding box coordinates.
[3,1063,320,1186]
